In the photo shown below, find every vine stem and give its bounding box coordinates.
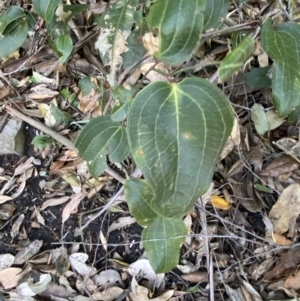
[5,105,126,184]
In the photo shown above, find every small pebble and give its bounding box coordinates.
[33,158,41,165]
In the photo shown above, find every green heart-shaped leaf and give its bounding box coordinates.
[146,0,205,66]
[75,116,130,177]
[127,78,234,272]
[262,19,300,117]
[127,78,234,218]
[142,218,187,273]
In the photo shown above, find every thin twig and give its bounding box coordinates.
[78,167,142,232]
[5,105,126,184]
[6,105,76,150]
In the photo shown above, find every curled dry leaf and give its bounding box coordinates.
[62,193,84,223]
[16,274,51,297]
[273,137,300,163]
[40,196,70,211]
[10,213,25,239]
[107,216,136,234]
[127,259,164,289]
[269,184,300,234]
[220,117,240,160]
[143,32,159,55]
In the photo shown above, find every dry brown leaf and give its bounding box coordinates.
[0,267,23,289]
[284,269,300,290]
[180,271,208,283]
[14,157,34,176]
[263,247,300,281]
[62,193,84,223]
[272,232,292,246]
[211,195,230,210]
[269,184,300,234]
[10,172,27,199]
[27,84,59,100]
[260,154,299,177]
[40,196,70,211]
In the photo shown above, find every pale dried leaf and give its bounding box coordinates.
[10,213,25,239]
[16,274,51,297]
[100,231,108,251]
[140,62,169,82]
[127,259,164,289]
[69,253,91,277]
[40,196,70,211]
[62,193,84,223]
[269,184,300,234]
[93,269,123,288]
[14,240,43,265]
[143,32,159,55]
[0,267,23,289]
[180,271,208,283]
[10,173,26,199]
[14,157,34,176]
[220,117,240,160]
[107,216,136,234]
[0,254,14,270]
[0,195,13,204]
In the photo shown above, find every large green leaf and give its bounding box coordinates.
[219,36,254,82]
[32,0,62,23]
[142,218,187,273]
[127,78,234,218]
[146,0,205,66]
[0,19,28,58]
[75,116,130,177]
[203,0,229,31]
[0,6,24,35]
[262,19,300,117]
